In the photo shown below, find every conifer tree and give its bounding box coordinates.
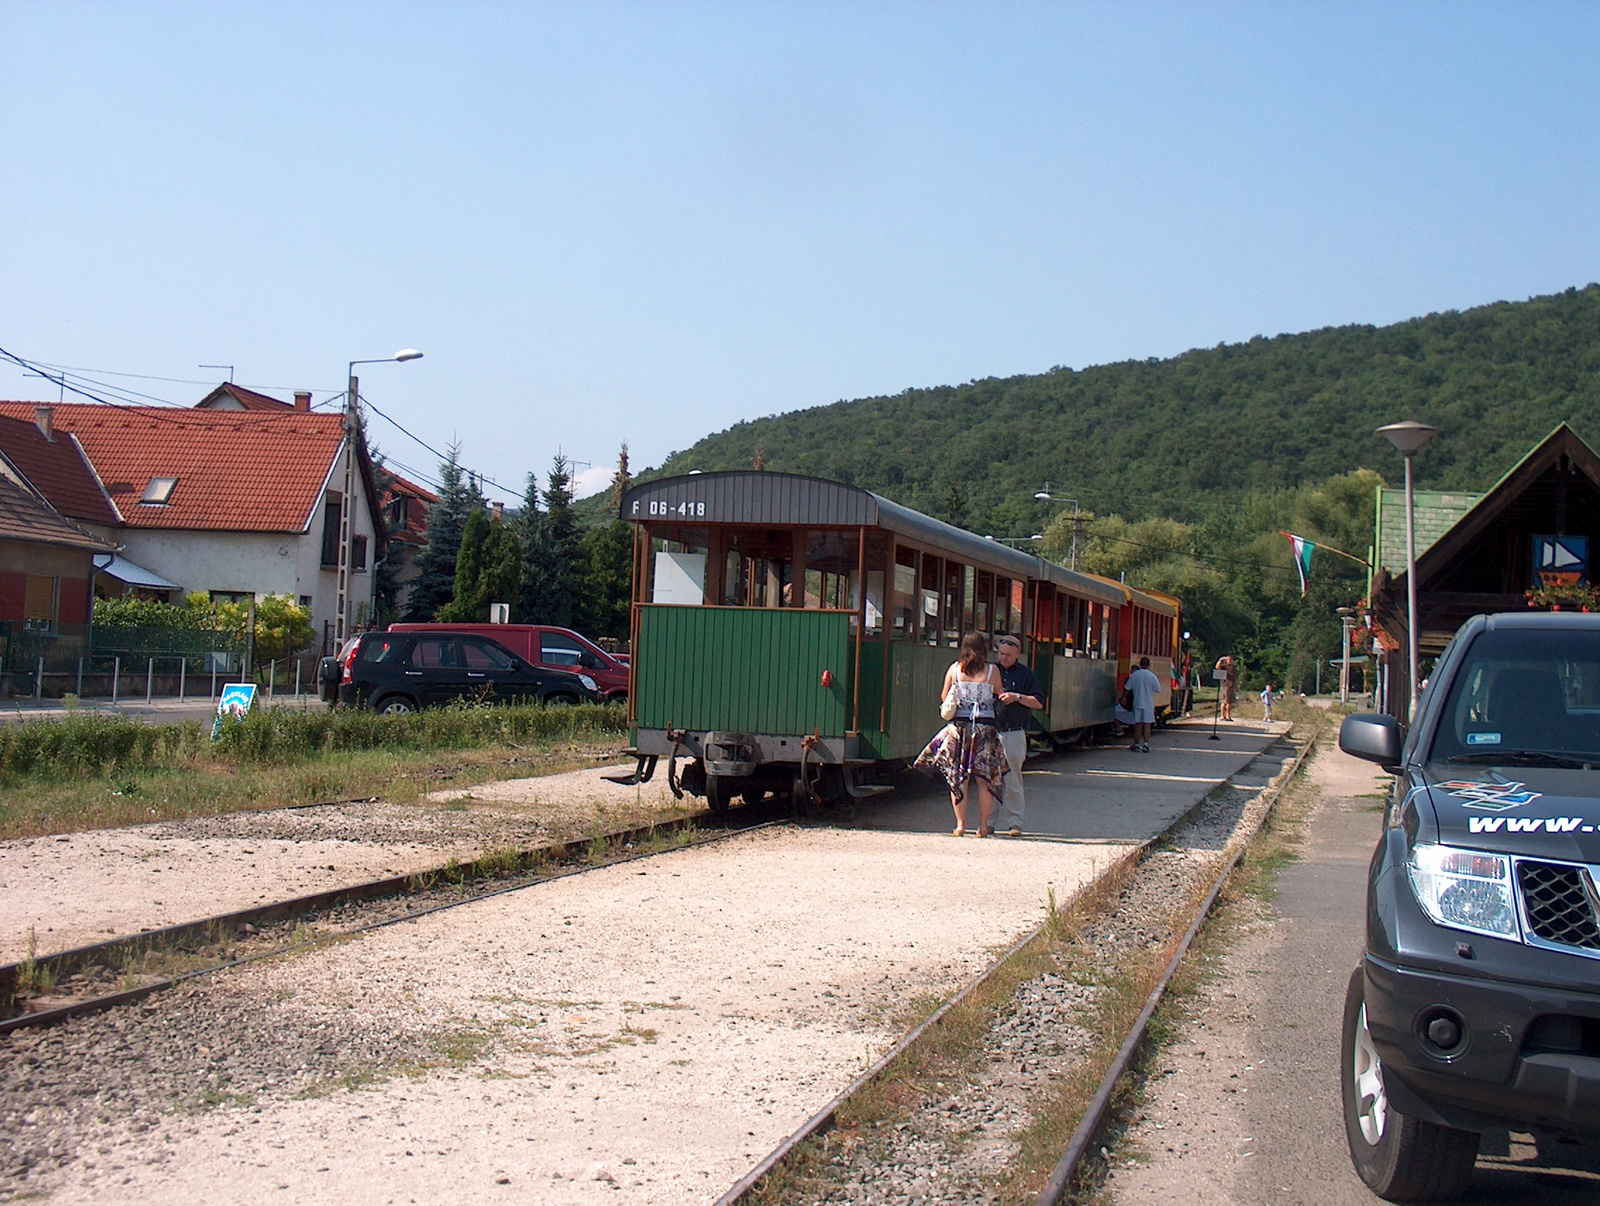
[518,454,581,626]
[405,446,483,621]
[439,508,522,623]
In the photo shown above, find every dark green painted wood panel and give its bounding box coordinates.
[886,643,957,759]
[635,606,851,736]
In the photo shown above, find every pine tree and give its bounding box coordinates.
[405,446,483,621]
[437,508,491,622]
[517,454,582,626]
[439,508,522,623]
[572,443,637,638]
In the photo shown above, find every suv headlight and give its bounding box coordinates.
[1406,844,1520,939]
[578,674,598,692]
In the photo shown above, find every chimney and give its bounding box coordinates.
[293,391,312,411]
[34,405,53,441]
[492,501,505,522]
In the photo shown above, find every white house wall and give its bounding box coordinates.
[115,483,377,653]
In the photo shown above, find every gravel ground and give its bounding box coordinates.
[789,740,1303,1205]
[0,824,1129,1204]
[0,760,690,962]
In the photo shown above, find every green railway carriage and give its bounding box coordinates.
[614,471,1137,812]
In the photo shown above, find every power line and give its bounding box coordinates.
[358,394,521,499]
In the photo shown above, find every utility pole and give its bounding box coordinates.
[334,372,358,646]
[336,351,423,647]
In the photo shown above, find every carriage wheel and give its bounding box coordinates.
[705,774,733,817]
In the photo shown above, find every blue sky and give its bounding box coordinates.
[3,3,1597,499]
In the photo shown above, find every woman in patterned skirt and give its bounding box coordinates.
[914,630,1010,837]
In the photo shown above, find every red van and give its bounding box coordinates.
[385,624,629,702]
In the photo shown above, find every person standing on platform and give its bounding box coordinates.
[1216,654,1239,722]
[1125,656,1162,752]
[995,635,1044,838]
[1261,682,1276,722]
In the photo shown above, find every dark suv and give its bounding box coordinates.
[334,630,603,713]
[1339,612,1600,1198]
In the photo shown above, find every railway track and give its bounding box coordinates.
[0,805,793,1035]
[719,726,1318,1206]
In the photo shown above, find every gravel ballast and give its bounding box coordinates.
[0,763,689,962]
[1,824,1130,1204]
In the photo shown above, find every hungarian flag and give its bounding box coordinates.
[1281,531,1315,596]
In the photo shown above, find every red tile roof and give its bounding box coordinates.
[0,414,120,526]
[194,382,297,411]
[0,402,345,533]
[0,475,116,552]
[381,473,438,548]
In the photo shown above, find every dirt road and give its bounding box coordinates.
[1105,744,1600,1204]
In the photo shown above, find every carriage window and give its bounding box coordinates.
[920,555,943,645]
[649,529,710,605]
[717,528,795,608]
[894,547,918,640]
[803,531,857,609]
[975,571,993,634]
[862,531,887,636]
[943,560,965,646]
[1011,580,1025,637]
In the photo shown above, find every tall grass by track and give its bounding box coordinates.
[0,702,628,779]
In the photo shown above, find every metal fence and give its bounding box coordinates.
[0,622,320,701]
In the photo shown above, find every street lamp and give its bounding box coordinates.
[1377,420,1440,719]
[1035,484,1083,571]
[336,350,424,644]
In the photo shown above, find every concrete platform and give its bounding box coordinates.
[855,718,1290,841]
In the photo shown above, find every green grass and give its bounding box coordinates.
[0,700,630,839]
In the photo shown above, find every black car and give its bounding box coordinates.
[1339,612,1600,1199]
[334,630,603,713]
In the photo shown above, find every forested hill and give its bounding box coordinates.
[647,284,1600,535]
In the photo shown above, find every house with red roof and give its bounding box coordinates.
[0,393,386,653]
[380,472,439,618]
[0,423,117,635]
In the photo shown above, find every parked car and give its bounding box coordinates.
[336,630,604,713]
[318,638,359,704]
[1338,611,1600,1199]
[386,623,629,702]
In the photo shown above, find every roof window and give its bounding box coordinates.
[140,476,178,505]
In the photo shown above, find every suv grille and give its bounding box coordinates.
[1518,861,1600,950]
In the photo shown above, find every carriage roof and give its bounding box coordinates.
[621,470,1126,607]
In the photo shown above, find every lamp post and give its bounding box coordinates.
[1034,484,1082,571]
[336,350,423,644]
[1337,606,1356,705]
[1377,420,1440,719]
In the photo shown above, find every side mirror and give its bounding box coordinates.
[579,652,598,668]
[508,659,522,672]
[1340,713,1403,770]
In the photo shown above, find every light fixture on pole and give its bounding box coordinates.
[1377,420,1440,719]
[1337,606,1356,706]
[336,350,424,645]
[1034,484,1083,571]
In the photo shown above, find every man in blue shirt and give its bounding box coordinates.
[1125,656,1162,753]
[995,635,1044,837]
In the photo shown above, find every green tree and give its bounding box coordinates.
[252,594,315,662]
[406,446,483,621]
[439,509,522,623]
[519,454,582,626]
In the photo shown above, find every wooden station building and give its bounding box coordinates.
[1369,423,1600,715]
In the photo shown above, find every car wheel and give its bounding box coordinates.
[544,693,580,707]
[1341,966,1479,1201]
[375,695,417,716]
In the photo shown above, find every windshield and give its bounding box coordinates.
[1430,627,1600,763]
